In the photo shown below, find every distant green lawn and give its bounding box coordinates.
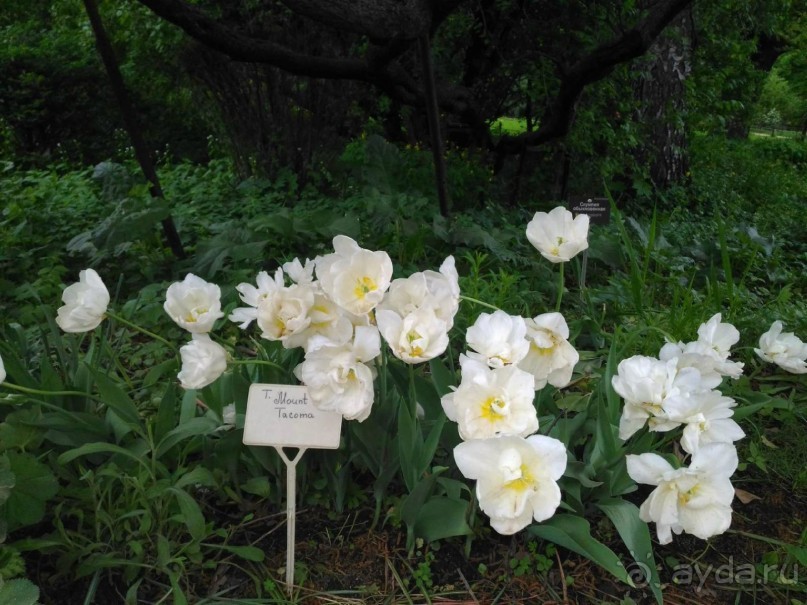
[490,116,529,136]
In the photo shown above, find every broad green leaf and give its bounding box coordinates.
[428,357,456,397]
[417,414,446,478]
[0,455,14,506]
[3,452,58,532]
[597,498,663,604]
[86,365,143,431]
[414,496,472,543]
[529,514,631,586]
[397,400,419,492]
[204,543,265,562]
[156,417,219,458]
[168,487,206,541]
[154,383,178,443]
[0,578,40,605]
[174,466,217,490]
[57,442,151,472]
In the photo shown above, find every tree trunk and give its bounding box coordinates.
[633,9,693,190]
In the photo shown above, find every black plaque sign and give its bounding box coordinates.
[568,196,610,225]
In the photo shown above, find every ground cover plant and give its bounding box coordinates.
[0,130,806,604]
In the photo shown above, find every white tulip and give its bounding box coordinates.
[526,206,589,263]
[454,435,567,534]
[177,334,228,390]
[164,273,224,334]
[380,257,459,329]
[315,235,393,315]
[284,293,354,352]
[282,257,317,286]
[55,268,110,333]
[256,283,315,343]
[441,356,538,440]
[664,390,745,454]
[697,313,740,359]
[518,312,579,389]
[612,356,703,440]
[466,310,529,368]
[755,320,807,374]
[659,341,742,383]
[627,443,737,544]
[229,270,283,329]
[377,306,449,364]
[0,352,5,384]
[294,325,380,421]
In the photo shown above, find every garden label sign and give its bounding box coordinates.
[244,384,342,594]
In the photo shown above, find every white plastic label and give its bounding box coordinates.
[243,384,342,449]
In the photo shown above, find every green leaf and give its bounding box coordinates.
[414,496,472,543]
[86,365,143,432]
[397,397,419,493]
[57,442,151,472]
[428,357,456,397]
[0,455,15,507]
[155,417,218,459]
[204,543,265,562]
[168,487,206,542]
[0,578,40,605]
[597,498,663,604]
[529,514,631,586]
[3,451,58,532]
[174,467,217,490]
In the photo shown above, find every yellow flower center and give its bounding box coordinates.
[480,396,508,421]
[406,329,425,357]
[354,276,378,300]
[678,484,700,506]
[504,464,536,493]
[184,307,207,323]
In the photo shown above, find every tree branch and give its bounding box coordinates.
[495,0,694,154]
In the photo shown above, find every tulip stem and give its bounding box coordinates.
[229,359,286,373]
[555,262,565,312]
[408,363,417,420]
[459,295,501,312]
[106,311,176,351]
[0,381,105,404]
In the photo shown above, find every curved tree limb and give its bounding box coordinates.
[495,0,694,154]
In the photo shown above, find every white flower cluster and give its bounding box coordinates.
[444,309,579,535]
[614,313,745,545]
[164,274,228,390]
[227,235,460,422]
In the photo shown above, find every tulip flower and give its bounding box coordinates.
[256,283,315,342]
[441,356,538,440]
[294,325,380,421]
[177,334,228,390]
[379,256,460,330]
[0,352,5,384]
[55,268,110,333]
[377,306,450,364]
[466,310,530,369]
[164,273,224,334]
[518,312,579,389]
[316,235,393,315]
[755,320,807,374]
[526,206,589,263]
[229,269,282,329]
[664,390,745,454]
[454,435,567,534]
[627,443,737,544]
[612,356,703,440]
